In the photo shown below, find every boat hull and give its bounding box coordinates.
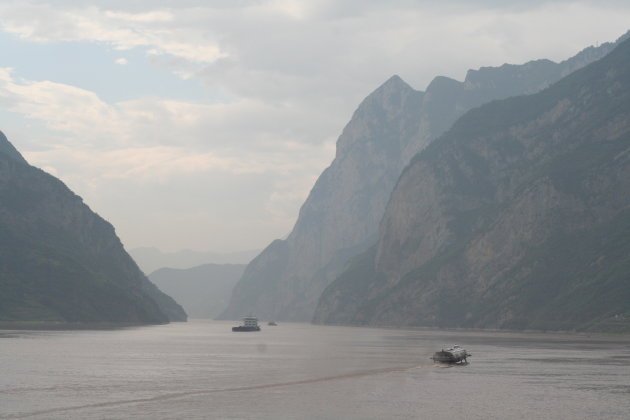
[431,346,470,364]
[232,326,261,332]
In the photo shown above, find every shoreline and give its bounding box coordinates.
[311,321,630,337]
[0,321,166,331]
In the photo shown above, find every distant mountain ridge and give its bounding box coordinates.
[314,35,630,332]
[149,263,245,319]
[130,247,258,274]
[0,132,186,324]
[220,31,629,322]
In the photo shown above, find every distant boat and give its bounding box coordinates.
[431,345,470,364]
[232,316,261,332]
[267,321,278,326]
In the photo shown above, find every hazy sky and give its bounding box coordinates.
[1,1,629,253]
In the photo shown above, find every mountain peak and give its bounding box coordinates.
[382,74,406,87]
[372,74,414,95]
[0,130,27,164]
[354,74,419,116]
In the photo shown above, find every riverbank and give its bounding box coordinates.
[0,321,166,330]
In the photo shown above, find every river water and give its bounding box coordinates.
[1,320,629,419]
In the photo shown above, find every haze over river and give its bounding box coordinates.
[1,320,629,419]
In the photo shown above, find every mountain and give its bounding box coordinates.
[0,132,186,324]
[314,36,630,332]
[220,31,629,322]
[149,263,245,318]
[129,247,258,274]
[0,132,27,164]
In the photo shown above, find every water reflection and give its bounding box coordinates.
[1,320,629,419]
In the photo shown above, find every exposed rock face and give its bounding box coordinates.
[0,132,186,323]
[314,36,630,332]
[221,33,628,322]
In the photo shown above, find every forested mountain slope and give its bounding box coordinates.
[0,131,186,324]
[314,36,630,333]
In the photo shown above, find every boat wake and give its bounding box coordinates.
[3,364,436,419]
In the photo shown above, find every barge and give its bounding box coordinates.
[232,316,261,332]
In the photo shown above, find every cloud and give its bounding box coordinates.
[0,68,118,137]
[0,66,331,173]
[218,2,628,90]
[1,0,630,252]
[2,2,629,103]
[104,10,173,23]
[0,65,332,251]
[0,3,225,63]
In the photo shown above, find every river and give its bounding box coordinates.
[1,320,629,419]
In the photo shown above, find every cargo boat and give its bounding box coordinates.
[431,345,470,364]
[232,316,261,332]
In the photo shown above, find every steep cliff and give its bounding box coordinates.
[314,36,630,332]
[0,132,186,324]
[221,32,629,322]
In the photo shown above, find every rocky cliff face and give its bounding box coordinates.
[0,132,186,323]
[314,36,630,332]
[221,76,426,321]
[221,32,628,323]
